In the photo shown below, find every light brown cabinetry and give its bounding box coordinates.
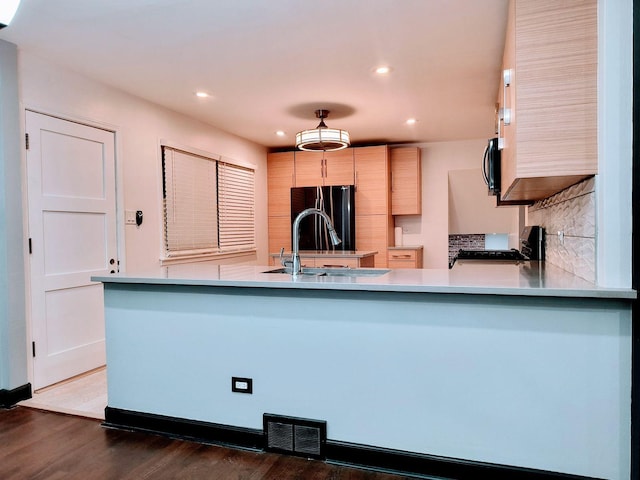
[267,152,294,253]
[388,247,423,269]
[498,0,597,202]
[355,146,392,267]
[269,252,375,268]
[391,147,422,215]
[294,149,354,187]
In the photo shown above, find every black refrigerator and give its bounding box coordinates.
[290,185,355,251]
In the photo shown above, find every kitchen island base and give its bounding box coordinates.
[102,282,631,480]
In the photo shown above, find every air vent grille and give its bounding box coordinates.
[263,414,326,459]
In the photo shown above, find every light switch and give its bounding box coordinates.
[125,210,137,225]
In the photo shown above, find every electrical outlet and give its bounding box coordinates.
[557,230,565,245]
[232,376,253,394]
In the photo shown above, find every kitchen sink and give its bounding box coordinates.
[262,267,390,277]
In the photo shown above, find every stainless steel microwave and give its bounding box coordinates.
[482,137,501,196]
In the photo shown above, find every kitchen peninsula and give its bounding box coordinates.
[94,263,635,480]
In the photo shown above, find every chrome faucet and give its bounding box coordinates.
[291,208,341,275]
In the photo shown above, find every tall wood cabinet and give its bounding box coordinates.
[354,146,392,267]
[391,147,422,215]
[267,152,294,254]
[498,0,597,202]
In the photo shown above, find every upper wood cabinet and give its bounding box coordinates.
[391,147,422,215]
[498,0,597,202]
[294,149,354,187]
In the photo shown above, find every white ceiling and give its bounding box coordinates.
[0,0,509,149]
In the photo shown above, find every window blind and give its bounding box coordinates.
[218,161,256,252]
[162,145,256,259]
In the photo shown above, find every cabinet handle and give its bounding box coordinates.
[391,254,412,259]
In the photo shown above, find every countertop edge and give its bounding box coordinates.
[91,275,637,300]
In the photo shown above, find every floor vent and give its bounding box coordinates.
[263,414,326,459]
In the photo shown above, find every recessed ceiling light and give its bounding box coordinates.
[275,130,286,137]
[375,66,391,75]
[406,118,417,125]
[195,91,210,98]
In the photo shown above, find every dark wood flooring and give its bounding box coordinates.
[0,407,418,480]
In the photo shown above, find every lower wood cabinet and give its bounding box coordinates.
[356,214,392,268]
[269,252,375,268]
[388,246,423,269]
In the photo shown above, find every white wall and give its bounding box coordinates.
[0,40,27,391]
[595,0,633,288]
[18,51,269,272]
[395,139,520,269]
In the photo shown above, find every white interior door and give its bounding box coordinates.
[26,111,117,390]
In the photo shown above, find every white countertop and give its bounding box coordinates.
[92,262,636,300]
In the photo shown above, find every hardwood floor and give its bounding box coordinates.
[0,407,418,480]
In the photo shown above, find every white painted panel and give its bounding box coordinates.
[42,211,106,275]
[41,130,105,199]
[45,284,105,355]
[105,287,631,479]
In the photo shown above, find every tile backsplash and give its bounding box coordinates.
[448,234,485,265]
[528,177,596,282]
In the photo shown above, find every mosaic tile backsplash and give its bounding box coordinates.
[448,234,485,265]
[528,177,596,282]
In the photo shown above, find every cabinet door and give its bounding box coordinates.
[356,214,391,268]
[354,146,390,216]
[324,149,355,186]
[500,0,597,201]
[294,151,323,187]
[267,152,294,217]
[391,147,422,215]
[268,215,291,255]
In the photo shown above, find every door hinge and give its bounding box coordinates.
[32,341,36,358]
[28,238,32,254]
[25,133,29,150]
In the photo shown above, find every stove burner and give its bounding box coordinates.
[449,248,528,268]
[455,249,527,260]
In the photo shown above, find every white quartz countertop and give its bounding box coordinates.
[92,262,636,300]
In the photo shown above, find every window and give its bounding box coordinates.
[162,144,255,260]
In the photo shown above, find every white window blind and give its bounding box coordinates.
[162,145,256,259]
[218,161,256,252]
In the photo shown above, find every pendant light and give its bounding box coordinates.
[0,0,21,29]
[295,109,350,152]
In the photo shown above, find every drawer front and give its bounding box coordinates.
[315,257,360,268]
[388,258,416,269]
[388,250,417,261]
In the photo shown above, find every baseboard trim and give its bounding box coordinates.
[104,407,264,450]
[0,383,32,408]
[103,407,603,480]
[325,440,603,480]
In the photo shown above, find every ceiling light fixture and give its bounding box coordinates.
[0,0,21,29]
[295,109,350,152]
[406,118,417,125]
[195,91,210,98]
[375,66,391,75]
[275,130,286,137]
